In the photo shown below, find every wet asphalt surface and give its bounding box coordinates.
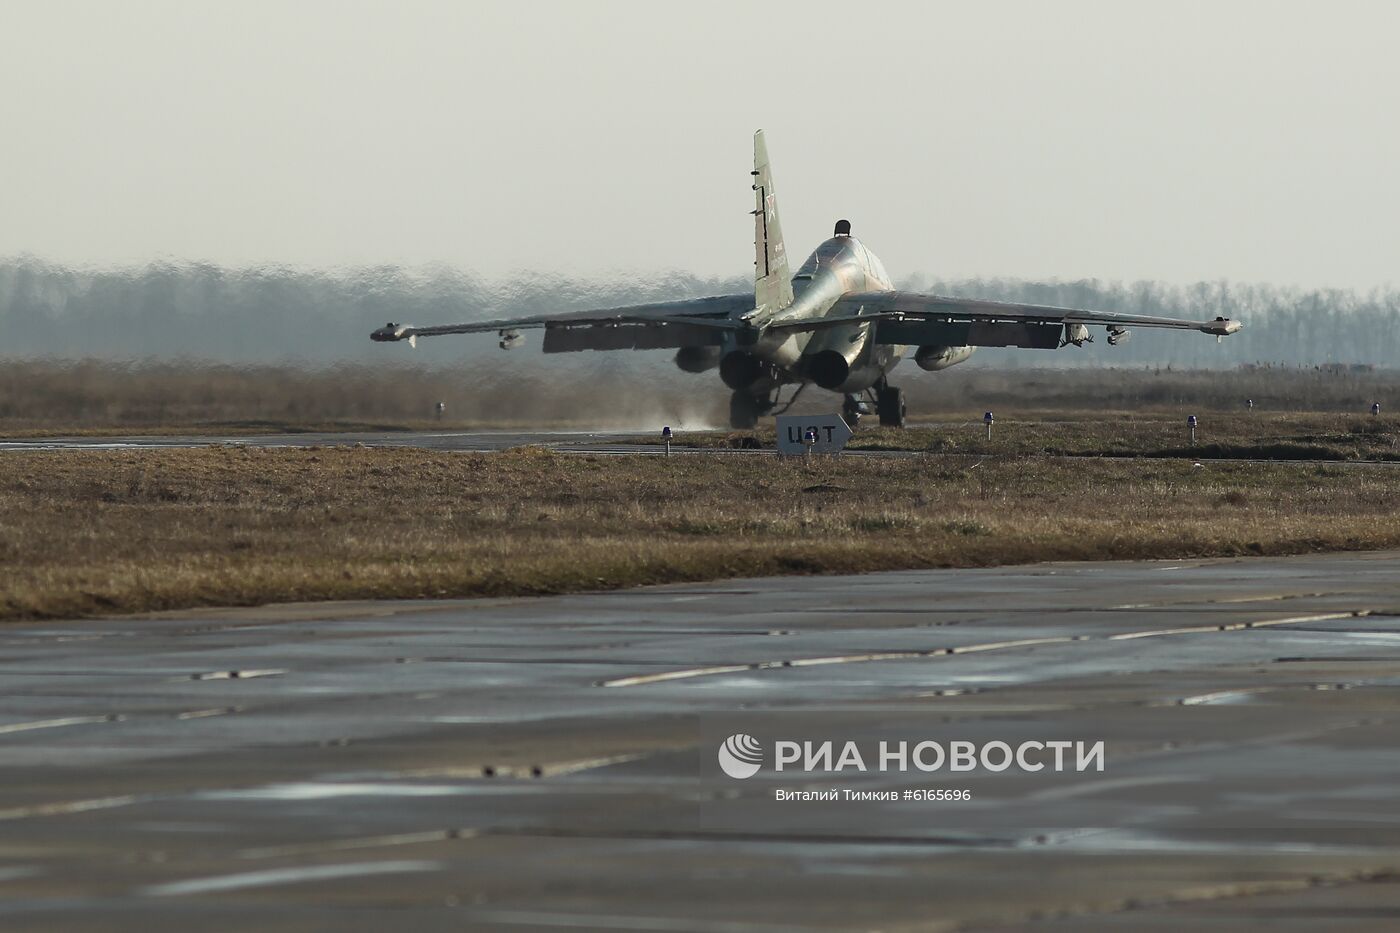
[3,552,1400,930]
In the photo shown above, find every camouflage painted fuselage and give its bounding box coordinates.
[369,128,1240,423]
[721,234,905,395]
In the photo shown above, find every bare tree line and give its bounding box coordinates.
[924,277,1400,369]
[2,257,1397,368]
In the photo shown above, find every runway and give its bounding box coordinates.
[0,428,914,461]
[0,429,636,453]
[5,429,1399,471]
[3,552,1400,930]
[3,428,1399,477]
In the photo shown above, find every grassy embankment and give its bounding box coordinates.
[3,445,1400,621]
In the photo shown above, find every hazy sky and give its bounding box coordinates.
[3,0,1397,288]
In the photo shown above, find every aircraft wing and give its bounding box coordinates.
[770,291,1241,349]
[370,294,753,352]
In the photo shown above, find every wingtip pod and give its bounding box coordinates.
[370,322,415,343]
[1200,317,1243,337]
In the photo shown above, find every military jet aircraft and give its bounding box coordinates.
[372,131,1241,429]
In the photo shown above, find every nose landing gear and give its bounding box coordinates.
[844,383,905,428]
[728,383,904,430]
[842,394,871,426]
[729,383,810,429]
[728,390,771,429]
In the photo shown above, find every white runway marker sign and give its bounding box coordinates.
[776,414,852,456]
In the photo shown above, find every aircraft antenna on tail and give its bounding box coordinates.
[751,130,794,316]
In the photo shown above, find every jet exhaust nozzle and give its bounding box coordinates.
[719,351,765,389]
[808,350,851,390]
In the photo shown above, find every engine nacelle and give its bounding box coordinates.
[804,350,886,393]
[807,350,852,390]
[674,346,722,373]
[719,350,773,389]
[498,329,524,350]
[804,320,874,391]
[914,345,975,372]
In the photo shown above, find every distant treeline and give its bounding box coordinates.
[2,256,1397,367]
[923,277,1400,369]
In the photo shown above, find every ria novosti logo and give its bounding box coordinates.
[714,734,1105,779]
[717,733,763,779]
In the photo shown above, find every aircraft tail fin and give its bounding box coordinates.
[752,130,794,317]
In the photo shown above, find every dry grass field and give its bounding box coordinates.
[4,445,1400,621]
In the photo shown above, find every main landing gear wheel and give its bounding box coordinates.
[729,390,766,430]
[877,385,906,428]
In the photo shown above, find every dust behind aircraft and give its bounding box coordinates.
[373,131,1242,428]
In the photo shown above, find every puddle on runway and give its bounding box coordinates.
[142,859,441,896]
[197,782,478,801]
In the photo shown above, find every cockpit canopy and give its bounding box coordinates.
[794,235,861,279]
[791,222,891,289]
